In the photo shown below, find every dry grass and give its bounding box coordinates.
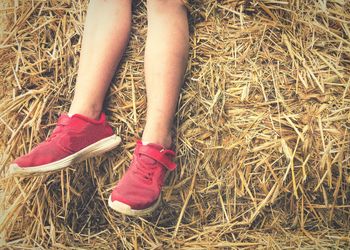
[1,0,350,249]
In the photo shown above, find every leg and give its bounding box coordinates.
[10,0,132,174]
[142,0,189,148]
[69,0,132,119]
[108,0,189,216]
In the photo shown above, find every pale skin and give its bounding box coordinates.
[69,0,189,149]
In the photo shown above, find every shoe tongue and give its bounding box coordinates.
[57,114,71,125]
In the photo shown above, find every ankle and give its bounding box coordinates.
[68,104,101,120]
[142,129,172,149]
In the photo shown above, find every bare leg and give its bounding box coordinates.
[142,0,189,148]
[69,0,132,119]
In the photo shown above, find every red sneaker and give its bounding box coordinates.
[108,141,176,216]
[9,113,121,175]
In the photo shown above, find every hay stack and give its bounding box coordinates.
[1,0,350,248]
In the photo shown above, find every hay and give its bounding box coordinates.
[1,0,350,248]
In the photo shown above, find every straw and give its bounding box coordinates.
[1,0,350,248]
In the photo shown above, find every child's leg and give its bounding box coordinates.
[69,0,132,119]
[10,0,132,174]
[142,0,189,148]
[108,0,189,216]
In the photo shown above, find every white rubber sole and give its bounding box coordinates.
[9,134,121,175]
[108,195,161,217]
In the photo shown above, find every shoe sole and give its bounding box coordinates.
[9,134,121,175]
[108,195,161,217]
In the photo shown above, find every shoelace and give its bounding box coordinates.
[132,157,158,182]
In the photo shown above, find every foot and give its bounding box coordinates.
[108,141,176,216]
[9,112,121,175]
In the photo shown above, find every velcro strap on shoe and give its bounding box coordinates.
[138,146,177,171]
